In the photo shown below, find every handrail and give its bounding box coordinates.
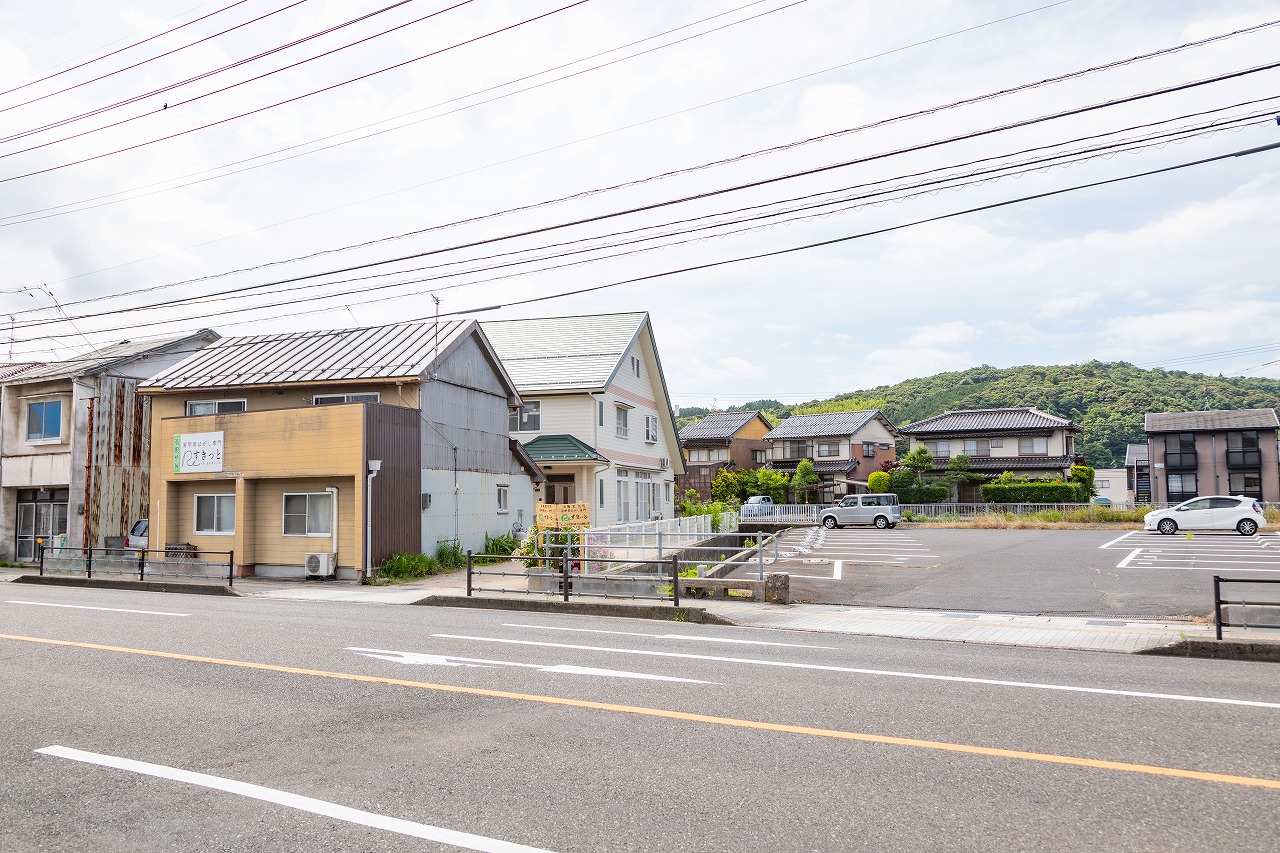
[1213,575,1280,640]
[38,544,236,586]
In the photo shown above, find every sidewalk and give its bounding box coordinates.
[6,568,1260,655]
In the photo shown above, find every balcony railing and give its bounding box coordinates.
[1163,452,1197,468]
[1227,450,1261,467]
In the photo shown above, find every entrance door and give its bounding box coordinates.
[544,479,576,505]
[15,488,69,561]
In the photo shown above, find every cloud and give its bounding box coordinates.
[904,321,979,348]
[1035,292,1099,320]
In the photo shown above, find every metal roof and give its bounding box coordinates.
[1124,443,1149,466]
[899,407,1077,434]
[141,320,514,392]
[1144,408,1280,432]
[12,331,217,383]
[679,410,765,441]
[481,312,647,391]
[521,434,609,463]
[764,410,891,440]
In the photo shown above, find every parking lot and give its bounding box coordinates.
[730,526,1280,618]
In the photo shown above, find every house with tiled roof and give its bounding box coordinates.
[140,321,541,579]
[1143,408,1279,503]
[1,333,219,562]
[763,410,899,503]
[898,407,1082,501]
[676,410,773,499]
[482,312,684,527]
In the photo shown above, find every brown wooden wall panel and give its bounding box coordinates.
[365,403,422,563]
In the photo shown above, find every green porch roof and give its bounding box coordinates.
[521,434,609,463]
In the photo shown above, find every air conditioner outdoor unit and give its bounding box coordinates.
[304,552,337,578]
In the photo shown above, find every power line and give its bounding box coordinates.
[0,0,453,147]
[0,0,594,184]
[0,0,253,100]
[9,138,1279,360]
[0,0,313,118]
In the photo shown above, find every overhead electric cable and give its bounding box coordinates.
[0,0,314,117]
[0,0,252,99]
[10,135,1279,349]
[0,0,462,147]
[0,0,593,182]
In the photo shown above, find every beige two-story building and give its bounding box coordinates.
[763,410,900,502]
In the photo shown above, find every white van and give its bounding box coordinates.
[819,494,901,529]
[126,519,148,551]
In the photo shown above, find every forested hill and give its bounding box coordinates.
[677,362,1280,467]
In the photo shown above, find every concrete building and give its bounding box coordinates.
[676,410,772,499]
[899,407,1082,501]
[0,333,218,562]
[1143,408,1279,504]
[482,312,684,527]
[139,321,541,579]
[1092,468,1127,506]
[763,410,900,503]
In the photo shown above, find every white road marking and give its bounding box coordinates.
[500,624,836,649]
[37,746,555,852]
[1123,564,1280,573]
[5,600,188,617]
[1115,549,1144,569]
[346,647,715,683]
[833,559,842,581]
[1098,531,1140,549]
[429,634,1280,710]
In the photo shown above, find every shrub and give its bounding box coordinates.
[867,471,891,493]
[379,552,442,581]
[896,485,949,504]
[981,482,1087,503]
[435,540,466,568]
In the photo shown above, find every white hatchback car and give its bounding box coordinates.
[1143,496,1267,536]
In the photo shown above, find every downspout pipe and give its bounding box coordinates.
[325,486,338,561]
[365,461,381,578]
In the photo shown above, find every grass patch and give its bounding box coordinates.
[903,506,1156,528]
[377,552,442,582]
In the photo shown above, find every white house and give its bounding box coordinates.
[482,312,685,527]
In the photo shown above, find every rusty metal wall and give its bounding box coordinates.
[364,402,421,564]
[84,377,151,548]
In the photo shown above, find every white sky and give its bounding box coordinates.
[1,0,1278,407]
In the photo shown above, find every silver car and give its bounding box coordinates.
[819,494,901,529]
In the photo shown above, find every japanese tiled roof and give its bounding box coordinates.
[769,459,861,474]
[679,410,763,441]
[899,407,1077,435]
[1144,408,1279,432]
[764,410,891,440]
[929,455,1074,471]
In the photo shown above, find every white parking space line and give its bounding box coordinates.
[5,601,188,617]
[500,624,836,649]
[1098,531,1140,549]
[36,745,556,853]
[1115,549,1144,569]
[428,635,1280,709]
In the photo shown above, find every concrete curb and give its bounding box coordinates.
[414,594,734,625]
[1138,638,1280,663]
[11,575,241,597]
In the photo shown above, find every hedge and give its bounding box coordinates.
[980,482,1086,503]
[892,485,950,504]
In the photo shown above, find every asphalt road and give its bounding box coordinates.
[2,584,1279,851]
[736,527,1280,617]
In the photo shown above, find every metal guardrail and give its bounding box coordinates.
[539,530,780,580]
[1213,575,1280,640]
[467,551,683,605]
[37,544,237,586]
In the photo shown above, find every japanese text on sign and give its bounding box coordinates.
[173,432,224,473]
[536,502,590,529]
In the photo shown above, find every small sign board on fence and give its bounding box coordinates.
[173,432,224,473]
[536,502,590,529]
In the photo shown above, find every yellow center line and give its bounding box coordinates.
[4,631,1278,791]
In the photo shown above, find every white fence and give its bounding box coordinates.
[542,512,740,565]
[739,504,821,525]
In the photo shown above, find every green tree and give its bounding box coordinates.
[751,469,791,502]
[790,459,821,504]
[710,468,749,503]
[900,445,936,479]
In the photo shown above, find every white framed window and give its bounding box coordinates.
[1097,480,1110,489]
[645,415,658,443]
[635,471,652,520]
[195,494,235,535]
[990,439,1003,448]
[630,355,640,377]
[1018,437,1049,456]
[616,406,629,438]
[186,399,246,416]
[510,401,540,432]
[497,485,509,513]
[616,469,630,520]
[313,393,379,405]
[283,493,332,536]
[598,478,605,508]
[962,439,990,457]
[688,448,707,462]
[818,442,840,457]
[26,399,62,441]
[925,441,949,458]
[752,450,766,464]
[598,400,604,426]
[861,442,877,458]
[664,482,671,503]
[710,447,728,462]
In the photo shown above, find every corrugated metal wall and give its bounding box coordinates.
[365,403,421,563]
[84,376,151,547]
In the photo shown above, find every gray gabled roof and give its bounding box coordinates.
[899,407,1077,434]
[1144,408,1280,433]
[11,331,218,383]
[1124,443,1149,466]
[141,320,516,397]
[764,410,895,440]
[481,312,647,392]
[679,410,767,441]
